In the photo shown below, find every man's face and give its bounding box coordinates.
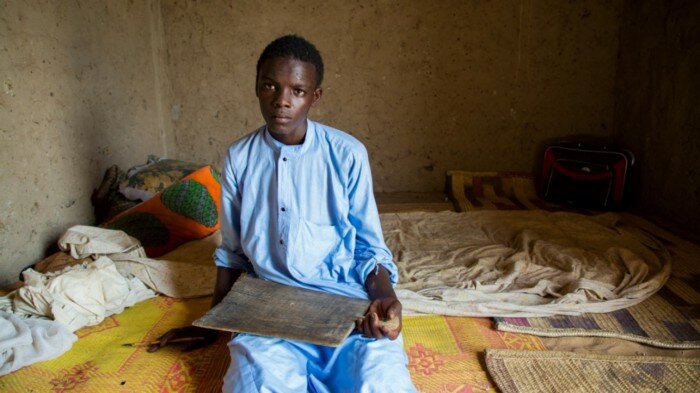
[256,57,322,145]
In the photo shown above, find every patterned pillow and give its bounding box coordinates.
[119,159,203,202]
[104,166,221,257]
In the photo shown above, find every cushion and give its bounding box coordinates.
[119,158,203,202]
[104,166,221,257]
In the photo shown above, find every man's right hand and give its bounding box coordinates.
[148,268,241,353]
[147,325,219,353]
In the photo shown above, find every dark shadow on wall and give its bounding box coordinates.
[613,0,700,234]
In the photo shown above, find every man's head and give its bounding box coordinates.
[256,35,324,87]
[255,35,324,145]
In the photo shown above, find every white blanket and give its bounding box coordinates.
[383,211,674,317]
[0,311,76,376]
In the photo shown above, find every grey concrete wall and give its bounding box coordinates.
[614,0,700,233]
[0,1,170,285]
[161,0,622,192]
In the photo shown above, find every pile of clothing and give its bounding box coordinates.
[0,225,217,376]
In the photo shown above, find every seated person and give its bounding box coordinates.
[151,35,416,393]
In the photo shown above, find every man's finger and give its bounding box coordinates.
[387,303,398,320]
[147,329,181,352]
[355,317,364,334]
[369,312,383,339]
[365,316,373,338]
[182,341,205,352]
[367,300,380,316]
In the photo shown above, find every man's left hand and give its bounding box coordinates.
[355,297,402,340]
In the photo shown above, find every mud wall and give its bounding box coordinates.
[161,0,622,191]
[0,0,171,285]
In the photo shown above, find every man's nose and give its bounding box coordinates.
[274,88,292,108]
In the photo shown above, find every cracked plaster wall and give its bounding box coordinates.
[162,0,622,192]
[0,0,171,285]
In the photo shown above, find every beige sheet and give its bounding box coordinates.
[382,211,672,317]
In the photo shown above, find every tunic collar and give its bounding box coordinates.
[263,119,316,156]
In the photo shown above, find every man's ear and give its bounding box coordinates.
[311,87,323,107]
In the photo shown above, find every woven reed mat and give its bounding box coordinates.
[495,275,700,349]
[485,349,700,393]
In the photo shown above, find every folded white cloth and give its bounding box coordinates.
[0,311,77,376]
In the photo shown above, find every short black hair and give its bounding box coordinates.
[256,35,324,86]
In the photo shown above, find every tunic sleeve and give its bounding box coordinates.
[214,149,252,270]
[347,145,398,286]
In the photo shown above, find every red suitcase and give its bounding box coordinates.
[540,142,634,209]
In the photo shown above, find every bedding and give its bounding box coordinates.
[1,258,155,332]
[0,311,76,376]
[444,171,699,383]
[494,217,700,349]
[0,224,216,335]
[385,210,671,317]
[58,225,216,299]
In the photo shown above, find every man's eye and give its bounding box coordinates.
[294,89,306,96]
[263,83,275,90]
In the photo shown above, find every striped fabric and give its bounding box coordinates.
[446,171,561,212]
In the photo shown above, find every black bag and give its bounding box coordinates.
[540,142,634,209]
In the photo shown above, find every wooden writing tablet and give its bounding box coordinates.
[193,275,371,347]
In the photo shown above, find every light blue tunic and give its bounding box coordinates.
[215,120,416,392]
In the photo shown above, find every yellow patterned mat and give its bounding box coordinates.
[404,315,545,393]
[0,296,229,393]
[0,297,544,392]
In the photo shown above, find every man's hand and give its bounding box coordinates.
[147,325,219,353]
[149,268,241,353]
[355,297,403,340]
[359,265,403,340]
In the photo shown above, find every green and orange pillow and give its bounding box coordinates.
[104,166,221,257]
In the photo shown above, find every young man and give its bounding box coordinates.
[152,35,416,392]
